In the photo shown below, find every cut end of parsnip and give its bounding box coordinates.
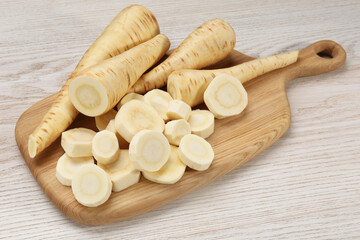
[204,74,248,119]
[28,135,37,158]
[143,145,186,184]
[69,76,109,117]
[72,164,112,207]
[115,100,165,142]
[56,153,94,186]
[166,78,181,101]
[178,134,214,171]
[188,110,214,139]
[129,130,170,172]
[98,149,140,192]
[92,130,120,164]
[164,119,191,146]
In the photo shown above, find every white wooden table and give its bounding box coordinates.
[1,0,359,239]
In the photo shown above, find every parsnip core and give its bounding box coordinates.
[69,76,109,117]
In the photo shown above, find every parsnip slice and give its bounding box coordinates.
[143,145,186,184]
[178,134,214,171]
[204,74,248,119]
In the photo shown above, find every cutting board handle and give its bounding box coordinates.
[286,40,346,82]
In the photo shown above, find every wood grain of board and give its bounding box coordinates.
[15,40,346,225]
[2,0,360,238]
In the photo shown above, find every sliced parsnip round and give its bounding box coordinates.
[178,134,214,171]
[98,150,140,192]
[129,130,170,172]
[166,100,191,120]
[144,89,173,121]
[188,110,214,138]
[95,109,117,131]
[117,93,144,110]
[61,128,96,158]
[115,100,165,142]
[105,119,129,149]
[92,130,119,164]
[143,145,186,184]
[71,164,112,207]
[204,74,248,119]
[164,119,191,146]
[56,153,94,186]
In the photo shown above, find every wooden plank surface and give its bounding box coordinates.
[1,0,359,238]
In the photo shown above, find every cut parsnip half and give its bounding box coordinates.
[166,100,191,121]
[117,93,144,110]
[129,130,170,172]
[105,120,129,149]
[178,134,214,171]
[98,150,140,192]
[144,89,173,121]
[92,130,120,164]
[143,145,186,184]
[95,109,117,131]
[61,128,96,158]
[56,153,94,186]
[188,110,214,138]
[204,74,248,119]
[115,100,165,142]
[72,164,112,207]
[69,34,170,117]
[164,119,191,146]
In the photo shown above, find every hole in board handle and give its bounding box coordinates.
[317,51,333,59]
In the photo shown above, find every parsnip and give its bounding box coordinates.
[105,119,129,149]
[204,74,248,118]
[167,50,299,107]
[29,5,160,158]
[69,34,170,117]
[117,93,144,110]
[129,18,236,94]
[95,109,117,131]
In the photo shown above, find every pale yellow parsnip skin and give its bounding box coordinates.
[167,50,299,107]
[29,5,160,158]
[129,18,236,94]
[69,34,170,117]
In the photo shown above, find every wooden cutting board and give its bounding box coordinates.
[15,40,346,225]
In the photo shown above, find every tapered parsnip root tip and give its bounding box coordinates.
[28,135,37,158]
[29,5,160,157]
[69,34,170,117]
[72,164,112,207]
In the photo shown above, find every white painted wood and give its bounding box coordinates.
[1,0,359,238]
